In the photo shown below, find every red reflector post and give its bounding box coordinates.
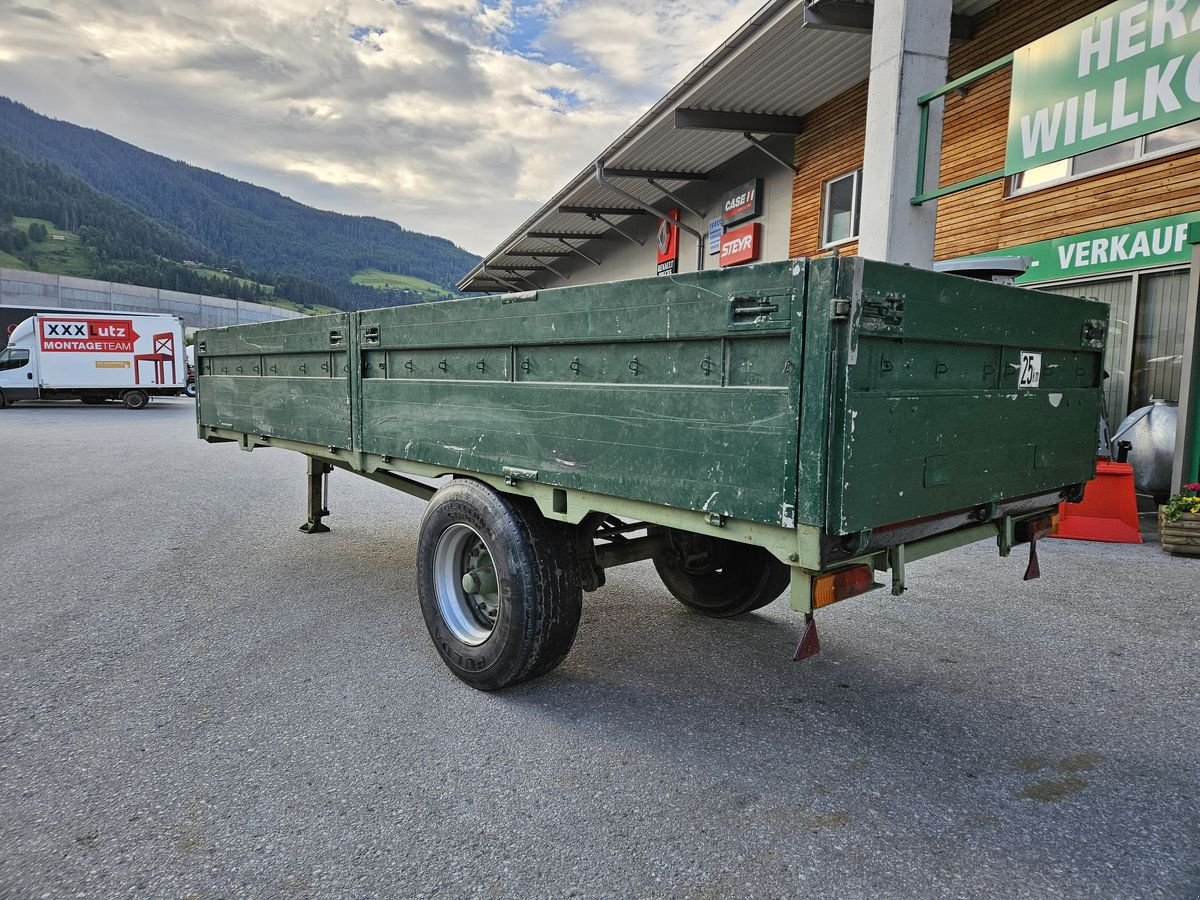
[812,565,878,610]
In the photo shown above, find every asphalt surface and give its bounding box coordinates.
[1,399,1197,899]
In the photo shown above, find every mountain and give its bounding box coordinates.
[0,98,479,308]
[0,145,338,310]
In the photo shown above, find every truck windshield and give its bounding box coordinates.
[0,349,30,371]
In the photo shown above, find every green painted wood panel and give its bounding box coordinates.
[355,263,808,526]
[819,258,1109,534]
[196,313,353,448]
[195,257,1108,537]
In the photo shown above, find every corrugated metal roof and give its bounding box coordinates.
[461,0,1001,291]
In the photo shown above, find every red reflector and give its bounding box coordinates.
[812,564,877,609]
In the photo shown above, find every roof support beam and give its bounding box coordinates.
[742,133,799,176]
[646,177,705,220]
[558,206,647,216]
[480,266,521,292]
[526,231,605,240]
[590,214,644,247]
[674,107,803,135]
[595,160,704,270]
[802,1,973,41]
[559,239,601,266]
[601,168,708,181]
[528,256,568,280]
[503,250,573,258]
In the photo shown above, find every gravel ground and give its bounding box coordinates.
[0,399,1197,900]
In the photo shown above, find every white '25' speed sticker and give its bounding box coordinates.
[1018,351,1042,388]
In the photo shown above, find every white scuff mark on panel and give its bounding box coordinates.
[792,262,802,276]
[441,444,468,453]
[702,491,719,511]
[1048,393,1063,408]
[850,409,859,434]
[780,504,796,529]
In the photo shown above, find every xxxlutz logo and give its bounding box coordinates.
[39,318,141,353]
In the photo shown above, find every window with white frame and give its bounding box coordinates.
[1011,120,1200,193]
[822,168,862,246]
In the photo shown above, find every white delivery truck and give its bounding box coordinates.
[0,313,187,409]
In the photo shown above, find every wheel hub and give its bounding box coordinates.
[433,524,501,646]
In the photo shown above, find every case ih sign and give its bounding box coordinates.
[719,223,762,267]
[721,178,763,227]
[39,318,140,353]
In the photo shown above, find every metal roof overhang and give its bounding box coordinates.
[459,0,1000,292]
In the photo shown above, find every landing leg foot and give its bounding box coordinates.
[300,456,333,534]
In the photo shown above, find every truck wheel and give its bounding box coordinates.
[122,390,149,410]
[652,528,791,617]
[417,479,582,691]
[185,381,197,398]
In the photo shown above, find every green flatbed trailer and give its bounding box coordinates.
[196,256,1108,690]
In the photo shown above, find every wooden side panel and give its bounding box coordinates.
[821,259,1107,534]
[356,262,809,527]
[196,314,353,448]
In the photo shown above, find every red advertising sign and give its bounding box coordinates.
[719,223,762,267]
[39,318,140,353]
[656,208,680,276]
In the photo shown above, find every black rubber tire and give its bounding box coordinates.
[0,390,7,409]
[417,479,582,691]
[122,390,149,410]
[184,381,197,398]
[652,528,791,617]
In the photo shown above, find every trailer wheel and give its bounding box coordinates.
[122,390,149,410]
[652,528,791,617]
[185,381,197,398]
[417,479,582,691]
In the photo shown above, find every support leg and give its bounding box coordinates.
[299,456,332,534]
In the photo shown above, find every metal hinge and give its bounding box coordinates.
[831,298,851,320]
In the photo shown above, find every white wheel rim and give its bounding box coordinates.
[433,523,500,646]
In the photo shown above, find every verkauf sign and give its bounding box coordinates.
[961,210,1198,283]
[1006,0,1200,174]
[720,223,761,267]
[721,178,762,227]
[656,208,680,276]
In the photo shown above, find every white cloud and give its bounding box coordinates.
[0,0,760,254]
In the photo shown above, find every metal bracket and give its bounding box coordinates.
[742,133,799,175]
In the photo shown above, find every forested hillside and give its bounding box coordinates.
[0,146,338,307]
[0,98,479,308]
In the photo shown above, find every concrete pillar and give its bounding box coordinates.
[857,0,953,267]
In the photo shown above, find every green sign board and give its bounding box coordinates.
[963,210,1199,284]
[1006,0,1200,174]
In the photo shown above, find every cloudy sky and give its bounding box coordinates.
[0,0,764,254]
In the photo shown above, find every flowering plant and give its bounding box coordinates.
[1162,482,1200,523]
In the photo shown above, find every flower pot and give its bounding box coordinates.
[1159,510,1200,556]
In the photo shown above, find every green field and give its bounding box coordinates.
[192,265,272,293]
[262,296,342,317]
[351,268,453,299]
[9,217,95,276]
[0,248,24,268]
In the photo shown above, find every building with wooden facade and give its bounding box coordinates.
[459,0,1200,487]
